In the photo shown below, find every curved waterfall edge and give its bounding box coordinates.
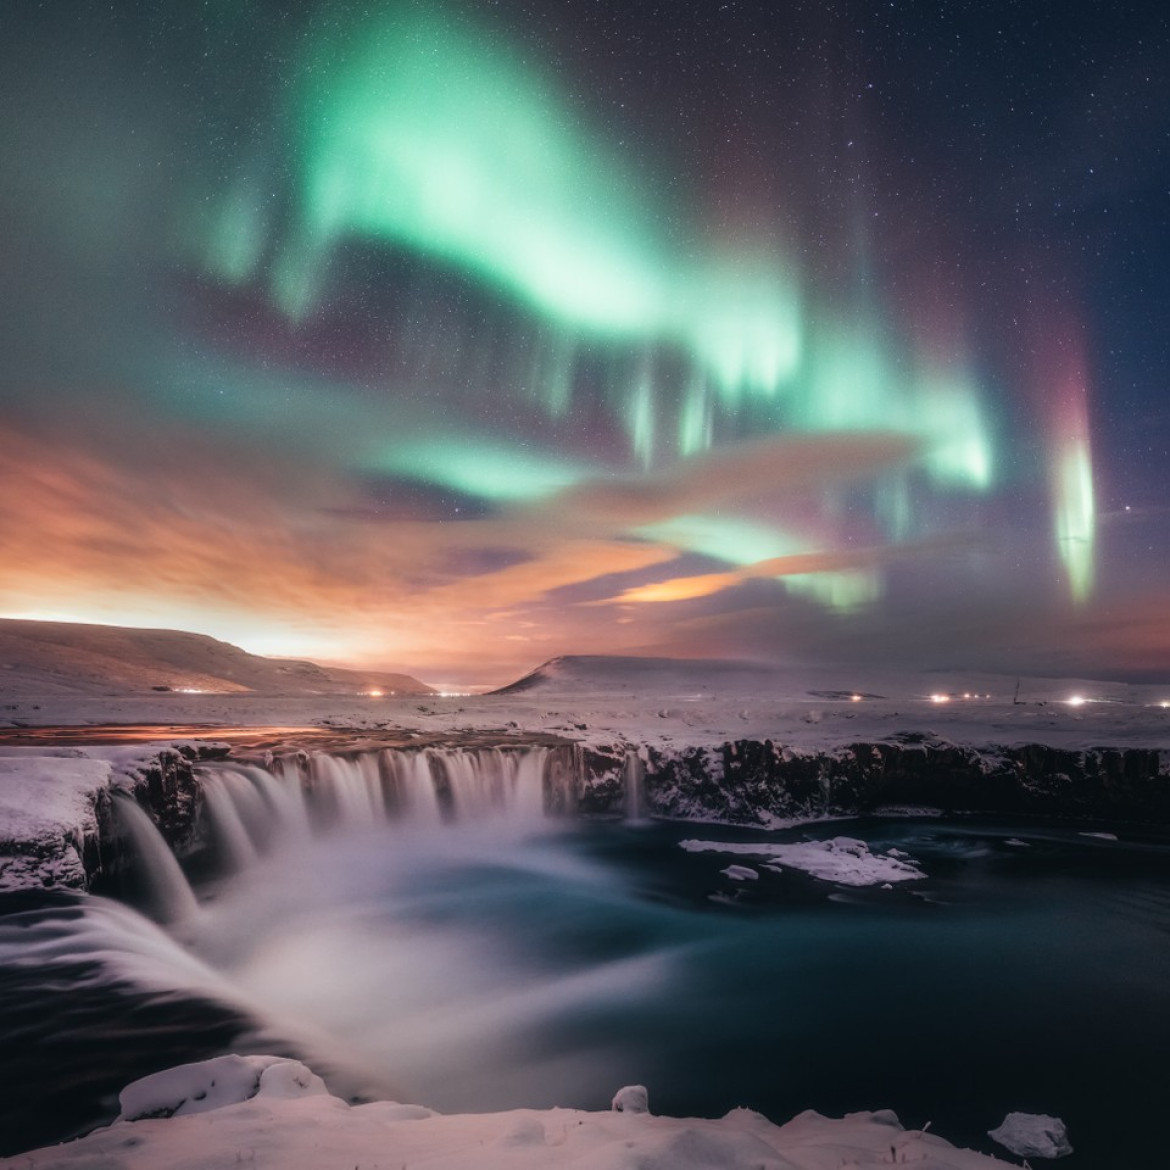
[5,735,1169,904]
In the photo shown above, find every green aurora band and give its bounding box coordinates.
[188,1,1093,611]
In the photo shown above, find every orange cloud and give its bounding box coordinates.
[595,544,935,607]
[0,422,679,677]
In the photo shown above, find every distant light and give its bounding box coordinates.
[437,691,471,698]
[850,694,862,702]
[1067,695,1085,707]
[963,692,971,699]
[1160,701,1169,709]
[929,693,950,704]
[366,689,383,698]
[176,687,205,694]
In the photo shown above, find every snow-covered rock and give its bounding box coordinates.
[611,1084,650,1113]
[988,1112,1073,1159]
[118,1054,327,1120]
[0,755,109,891]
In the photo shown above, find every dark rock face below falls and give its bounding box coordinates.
[581,736,1170,826]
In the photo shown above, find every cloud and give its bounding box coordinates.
[592,534,975,607]
[548,432,921,527]
[0,419,675,674]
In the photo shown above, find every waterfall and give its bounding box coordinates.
[434,748,547,823]
[111,795,200,925]
[173,746,567,884]
[379,749,442,824]
[623,751,649,823]
[100,745,577,920]
[309,753,385,829]
[200,773,259,873]
[246,762,312,842]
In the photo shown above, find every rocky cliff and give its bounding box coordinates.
[582,734,1170,825]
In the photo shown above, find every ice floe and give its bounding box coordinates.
[681,835,924,886]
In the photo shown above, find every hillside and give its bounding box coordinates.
[492,653,1165,704]
[493,654,793,695]
[0,620,432,697]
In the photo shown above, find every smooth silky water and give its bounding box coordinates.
[1,748,1167,1167]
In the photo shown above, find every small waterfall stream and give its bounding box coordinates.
[623,750,649,823]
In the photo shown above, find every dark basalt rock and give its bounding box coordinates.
[579,737,1170,826]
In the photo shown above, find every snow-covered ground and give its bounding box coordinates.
[2,1054,1016,1169]
[3,654,1169,754]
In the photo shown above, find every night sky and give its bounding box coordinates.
[1,0,1166,684]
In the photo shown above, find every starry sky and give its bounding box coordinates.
[1,0,1166,685]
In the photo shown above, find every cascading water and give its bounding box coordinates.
[200,773,259,873]
[102,745,569,931]
[110,794,200,925]
[379,749,443,823]
[186,745,562,873]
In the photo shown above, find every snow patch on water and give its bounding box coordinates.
[680,836,925,886]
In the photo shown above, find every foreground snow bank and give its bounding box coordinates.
[681,835,925,886]
[119,1054,328,1120]
[6,1054,1014,1169]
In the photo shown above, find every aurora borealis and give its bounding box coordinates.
[1,0,1166,683]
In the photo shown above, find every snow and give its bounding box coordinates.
[611,1084,649,1113]
[0,754,112,890]
[2,649,1168,757]
[988,1111,1073,1159]
[721,864,759,881]
[118,1054,328,1120]
[681,836,925,886]
[1078,831,1118,841]
[0,755,108,840]
[6,1055,1015,1169]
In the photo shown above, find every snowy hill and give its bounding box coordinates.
[492,653,1158,706]
[0,620,432,697]
[493,654,792,695]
